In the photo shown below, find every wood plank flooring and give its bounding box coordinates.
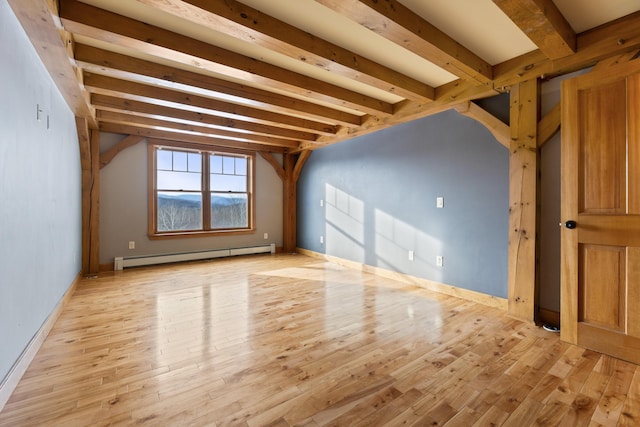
[1,254,639,426]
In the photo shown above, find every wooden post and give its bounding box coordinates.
[508,79,539,321]
[283,154,296,253]
[77,117,100,276]
[282,150,311,253]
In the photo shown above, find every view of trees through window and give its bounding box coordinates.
[154,147,251,233]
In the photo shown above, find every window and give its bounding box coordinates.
[149,143,254,238]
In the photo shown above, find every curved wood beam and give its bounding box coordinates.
[100,134,144,169]
[537,102,561,148]
[259,152,286,181]
[292,150,312,183]
[454,101,510,148]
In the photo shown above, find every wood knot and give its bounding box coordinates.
[572,395,592,410]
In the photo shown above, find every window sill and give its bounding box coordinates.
[149,228,255,240]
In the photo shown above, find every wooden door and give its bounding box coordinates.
[561,59,640,363]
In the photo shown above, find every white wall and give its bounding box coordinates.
[99,133,283,265]
[0,3,82,383]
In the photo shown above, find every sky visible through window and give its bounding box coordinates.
[155,148,250,232]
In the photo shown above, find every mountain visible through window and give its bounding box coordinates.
[149,144,254,237]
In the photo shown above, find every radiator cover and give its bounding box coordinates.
[114,244,276,270]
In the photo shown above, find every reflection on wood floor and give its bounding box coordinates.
[1,254,639,426]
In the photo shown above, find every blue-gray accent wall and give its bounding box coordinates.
[297,109,509,298]
[0,3,82,384]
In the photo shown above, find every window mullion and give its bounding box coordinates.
[202,153,211,230]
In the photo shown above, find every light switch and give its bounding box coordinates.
[436,197,444,208]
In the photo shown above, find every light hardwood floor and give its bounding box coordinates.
[1,254,639,426]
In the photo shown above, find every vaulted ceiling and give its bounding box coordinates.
[10,0,640,154]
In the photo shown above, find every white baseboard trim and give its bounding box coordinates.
[0,272,82,412]
[297,248,508,311]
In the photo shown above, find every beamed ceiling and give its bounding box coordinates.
[9,0,640,154]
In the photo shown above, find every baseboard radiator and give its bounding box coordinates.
[114,243,276,270]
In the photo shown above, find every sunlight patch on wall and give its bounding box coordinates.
[374,208,444,282]
[325,183,365,263]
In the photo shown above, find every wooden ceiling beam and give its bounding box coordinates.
[74,44,361,127]
[315,0,493,84]
[591,49,640,73]
[83,73,337,134]
[99,122,288,153]
[494,10,640,87]
[58,0,393,117]
[7,0,96,127]
[136,0,435,102]
[298,81,498,150]
[492,0,576,60]
[96,110,301,149]
[91,94,321,141]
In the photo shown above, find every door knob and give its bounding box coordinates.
[562,220,577,229]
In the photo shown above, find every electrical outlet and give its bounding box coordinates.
[320,236,324,244]
[408,250,415,261]
[436,197,444,208]
[264,233,269,239]
[436,255,443,267]
[320,199,324,207]
[128,241,135,250]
